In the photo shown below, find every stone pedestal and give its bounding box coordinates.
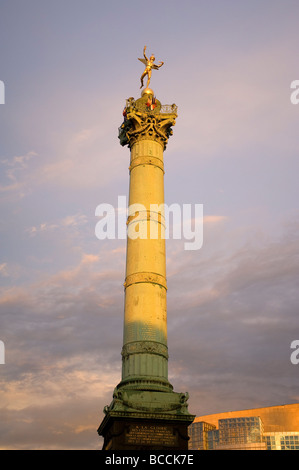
[98,388,194,451]
[99,415,192,451]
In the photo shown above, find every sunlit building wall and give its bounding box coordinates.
[196,416,267,450]
[264,432,299,450]
[192,404,299,431]
[217,417,265,449]
[188,421,216,450]
[189,404,299,450]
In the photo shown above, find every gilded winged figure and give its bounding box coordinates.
[139,46,164,89]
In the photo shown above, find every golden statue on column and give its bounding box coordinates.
[139,45,164,89]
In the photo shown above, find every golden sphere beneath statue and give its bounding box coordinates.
[141,87,154,97]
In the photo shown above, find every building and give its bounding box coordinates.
[189,422,216,450]
[189,404,299,450]
[217,416,265,450]
[264,432,299,450]
[190,416,267,450]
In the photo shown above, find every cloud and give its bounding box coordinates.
[0,263,9,277]
[166,218,299,415]
[204,215,228,224]
[32,99,127,191]
[0,247,126,449]
[0,360,118,449]
[0,262,21,282]
[26,213,88,237]
[0,152,38,197]
[1,214,298,448]
[0,101,125,201]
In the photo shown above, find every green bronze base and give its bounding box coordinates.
[98,389,195,450]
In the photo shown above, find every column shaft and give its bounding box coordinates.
[120,138,170,390]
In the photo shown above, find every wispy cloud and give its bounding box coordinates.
[1,217,298,447]
[34,111,125,191]
[166,218,299,414]
[0,152,38,196]
[26,213,88,237]
[0,263,9,277]
[204,215,228,224]
[0,247,125,448]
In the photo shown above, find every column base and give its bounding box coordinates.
[116,375,173,393]
[98,389,195,450]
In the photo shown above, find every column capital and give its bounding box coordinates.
[119,92,178,150]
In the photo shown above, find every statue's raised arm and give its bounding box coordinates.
[143,45,148,61]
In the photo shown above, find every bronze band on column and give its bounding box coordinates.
[129,155,165,173]
[124,272,167,290]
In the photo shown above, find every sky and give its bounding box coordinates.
[0,0,299,450]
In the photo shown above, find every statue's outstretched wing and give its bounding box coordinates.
[152,64,160,70]
[138,58,147,66]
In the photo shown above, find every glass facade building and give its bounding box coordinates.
[188,422,216,450]
[207,429,219,450]
[189,417,266,450]
[217,417,264,449]
[264,432,299,450]
[188,404,299,450]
